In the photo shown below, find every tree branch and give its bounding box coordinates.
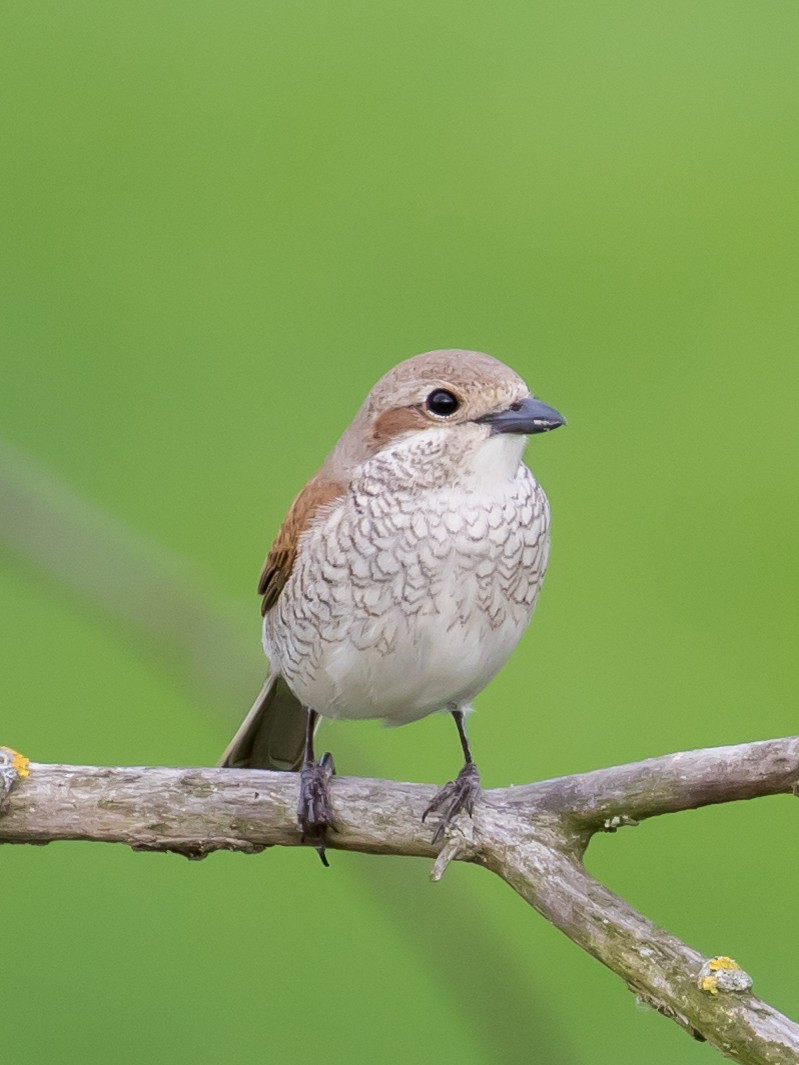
[2,738,798,1064]
[509,735,799,831]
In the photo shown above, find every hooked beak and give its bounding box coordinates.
[477,395,566,436]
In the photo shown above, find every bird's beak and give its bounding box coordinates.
[478,396,566,436]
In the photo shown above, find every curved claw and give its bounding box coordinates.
[423,763,481,845]
[298,753,336,865]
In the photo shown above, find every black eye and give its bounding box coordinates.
[426,389,460,417]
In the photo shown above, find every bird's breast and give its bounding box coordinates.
[264,465,550,723]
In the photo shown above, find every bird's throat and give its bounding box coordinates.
[463,432,528,491]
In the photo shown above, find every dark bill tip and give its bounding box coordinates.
[478,395,566,436]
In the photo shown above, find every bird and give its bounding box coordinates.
[220,349,565,863]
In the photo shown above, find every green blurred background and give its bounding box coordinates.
[2,2,797,1062]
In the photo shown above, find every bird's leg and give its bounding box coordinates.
[422,710,482,844]
[297,708,336,866]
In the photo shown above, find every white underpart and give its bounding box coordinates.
[264,427,551,725]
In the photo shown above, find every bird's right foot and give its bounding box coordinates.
[297,752,336,866]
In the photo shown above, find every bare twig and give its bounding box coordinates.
[509,736,799,834]
[2,738,798,1064]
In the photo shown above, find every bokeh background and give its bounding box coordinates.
[2,3,798,1062]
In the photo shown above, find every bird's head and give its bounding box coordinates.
[326,349,565,486]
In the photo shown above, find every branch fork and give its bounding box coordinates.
[1,737,798,1065]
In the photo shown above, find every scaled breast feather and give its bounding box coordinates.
[258,474,346,615]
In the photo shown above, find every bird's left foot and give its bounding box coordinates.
[422,762,481,845]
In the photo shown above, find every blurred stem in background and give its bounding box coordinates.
[0,436,572,1065]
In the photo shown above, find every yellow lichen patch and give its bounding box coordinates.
[0,747,31,778]
[13,752,30,777]
[697,956,753,995]
[708,956,741,973]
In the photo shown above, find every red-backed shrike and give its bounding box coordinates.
[221,350,565,862]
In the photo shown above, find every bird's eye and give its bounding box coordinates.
[425,389,460,417]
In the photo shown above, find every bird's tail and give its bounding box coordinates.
[219,673,307,771]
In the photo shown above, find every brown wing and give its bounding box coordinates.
[258,474,346,615]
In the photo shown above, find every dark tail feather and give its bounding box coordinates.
[219,674,307,771]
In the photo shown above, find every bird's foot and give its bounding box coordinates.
[422,762,481,845]
[298,752,336,866]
